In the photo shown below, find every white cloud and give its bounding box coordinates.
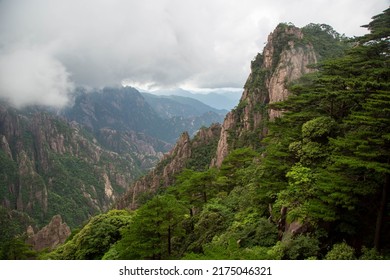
[0,0,388,107]
[0,48,74,108]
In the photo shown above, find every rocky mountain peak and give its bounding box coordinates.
[27,214,71,251]
[115,23,322,209]
[213,24,318,167]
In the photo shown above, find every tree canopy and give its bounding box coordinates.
[38,8,390,260]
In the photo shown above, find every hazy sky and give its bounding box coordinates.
[0,0,388,107]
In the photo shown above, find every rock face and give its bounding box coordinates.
[115,24,320,210]
[27,215,71,251]
[211,112,236,168]
[116,124,221,210]
[214,24,317,167]
[1,85,226,233]
[0,104,142,228]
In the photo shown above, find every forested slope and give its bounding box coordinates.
[43,8,390,260]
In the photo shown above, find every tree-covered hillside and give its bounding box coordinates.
[0,79,231,259]
[16,8,390,260]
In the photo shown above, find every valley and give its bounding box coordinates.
[0,6,389,261]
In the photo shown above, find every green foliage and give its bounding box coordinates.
[186,239,271,260]
[186,198,234,254]
[171,168,220,207]
[275,164,316,223]
[45,9,390,260]
[261,8,390,254]
[302,23,349,60]
[0,150,18,203]
[43,152,125,228]
[325,242,356,260]
[1,237,36,260]
[213,216,278,249]
[359,247,383,260]
[301,116,336,140]
[186,138,219,171]
[219,148,259,191]
[44,210,131,260]
[268,234,320,260]
[0,207,38,259]
[113,195,188,259]
[244,53,269,91]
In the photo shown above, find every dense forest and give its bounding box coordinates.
[1,8,389,260]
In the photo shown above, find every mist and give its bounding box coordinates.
[0,0,388,107]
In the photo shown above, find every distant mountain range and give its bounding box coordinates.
[140,92,228,118]
[149,88,242,110]
[64,87,227,142]
[0,85,228,231]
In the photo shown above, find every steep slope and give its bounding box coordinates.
[0,104,142,229]
[64,86,225,145]
[64,86,177,143]
[168,112,224,138]
[116,23,346,210]
[0,86,227,232]
[213,24,318,167]
[116,123,221,209]
[140,92,226,137]
[45,12,390,259]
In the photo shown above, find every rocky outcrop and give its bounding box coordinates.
[0,104,141,228]
[0,135,13,159]
[117,124,221,210]
[96,128,168,170]
[117,132,192,210]
[162,132,192,182]
[267,40,317,119]
[27,215,71,251]
[212,112,235,167]
[115,24,321,209]
[214,24,317,167]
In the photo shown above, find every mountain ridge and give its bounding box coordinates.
[0,84,227,231]
[150,88,242,110]
[115,23,325,210]
[140,92,228,118]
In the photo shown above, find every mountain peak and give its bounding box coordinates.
[213,24,318,167]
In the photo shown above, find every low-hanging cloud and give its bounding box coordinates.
[0,48,74,108]
[0,0,388,107]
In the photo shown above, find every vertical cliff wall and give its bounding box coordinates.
[116,124,221,210]
[214,24,318,167]
[0,105,140,228]
[114,23,342,211]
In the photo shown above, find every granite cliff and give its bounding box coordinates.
[27,215,71,251]
[214,24,318,167]
[0,104,141,228]
[117,24,321,208]
[116,123,221,209]
[0,85,225,233]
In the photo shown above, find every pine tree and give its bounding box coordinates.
[263,8,390,251]
[115,195,188,259]
[330,8,390,250]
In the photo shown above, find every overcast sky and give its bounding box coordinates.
[0,0,388,107]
